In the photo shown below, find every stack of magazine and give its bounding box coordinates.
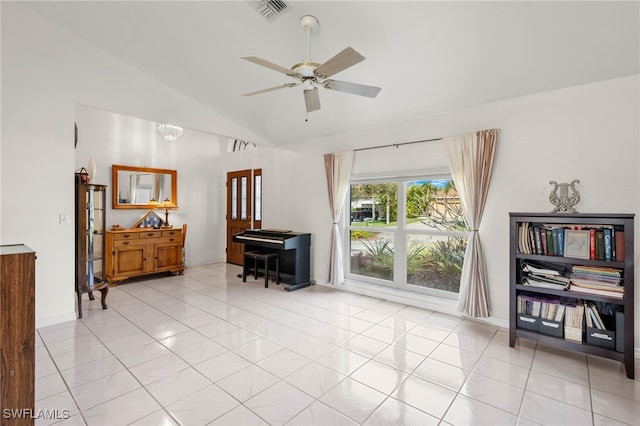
[521,262,569,290]
[570,265,623,299]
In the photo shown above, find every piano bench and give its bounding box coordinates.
[242,251,280,288]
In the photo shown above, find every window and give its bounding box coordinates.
[347,177,469,297]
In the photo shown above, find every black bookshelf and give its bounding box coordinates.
[509,213,634,379]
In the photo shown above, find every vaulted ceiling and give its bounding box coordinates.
[22,1,640,146]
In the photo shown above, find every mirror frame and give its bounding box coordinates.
[112,164,177,209]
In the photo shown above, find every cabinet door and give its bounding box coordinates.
[112,244,148,277]
[155,242,182,270]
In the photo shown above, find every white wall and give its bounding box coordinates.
[1,3,259,327]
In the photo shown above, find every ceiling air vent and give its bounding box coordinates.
[246,0,291,23]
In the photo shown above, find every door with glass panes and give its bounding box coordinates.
[226,169,262,265]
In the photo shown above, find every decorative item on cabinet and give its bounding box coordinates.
[157,198,178,227]
[132,210,165,229]
[75,183,109,318]
[87,157,97,183]
[75,167,89,184]
[549,180,580,213]
[1,244,36,419]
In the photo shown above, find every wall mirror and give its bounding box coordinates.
[112,164,177,209]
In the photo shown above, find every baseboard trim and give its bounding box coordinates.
[36,312,77,329]
[316,279,509,329]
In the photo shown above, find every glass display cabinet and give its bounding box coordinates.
[75,183,108,318]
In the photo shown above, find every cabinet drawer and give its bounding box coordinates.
[112,238,146,248]
[140,231,162,239]
[157,236,181,244]
[162,229,181,238]
[113,232,139,240]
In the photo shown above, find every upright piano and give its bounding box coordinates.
[232,229,312,291]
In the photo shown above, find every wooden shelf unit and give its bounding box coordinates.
[509,212,635,379]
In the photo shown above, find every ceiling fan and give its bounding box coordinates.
[242,15,381,114]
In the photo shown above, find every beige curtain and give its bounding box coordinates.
[324,151,353,285]
[444,129,498,317]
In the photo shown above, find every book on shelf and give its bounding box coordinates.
[570,274,622,286]
[587,304,606,330]
[570,280,624,292]
[517,294,540,316]
[556,228,564,256]
[518,223,525,254]
[569,264,623,297]
[540,228,548,255]
[615,230,625,262]
[517,222,622,262]
[522,262,563,276]
[532,299,541,317]
[551,228,562,256]
[521,261,570,290]
[604,228,613,261]
[604,229,616,261]
[528,226,535,254]
[563,301,585,343]
[534,227,542,255]
[541,300,565,321]
[569,285,624,299]
[554,304,566,322]
[585,304,593,328]
[571,265,621,277]
[596,231,604,260]
[587,305,601,329]
[522,276,569,290]
[564,301,585,329]
[516,294,566,322]
[547,229,555,256]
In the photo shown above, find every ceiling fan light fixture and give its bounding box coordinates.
[291,61,320,77]
[301,79,315,91]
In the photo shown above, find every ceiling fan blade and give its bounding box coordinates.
[314,47,365,78]
[242,56,293,75]
[324,80,381,98]
[304,88,321,113]
[242,83,297,96]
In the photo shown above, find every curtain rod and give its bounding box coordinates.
[354,137,442,152]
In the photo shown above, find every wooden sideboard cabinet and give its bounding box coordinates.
[105,228,183,284]
[1,244,35,424]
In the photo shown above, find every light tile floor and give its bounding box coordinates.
[35,263,640,425]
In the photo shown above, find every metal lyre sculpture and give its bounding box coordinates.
[549,179,580,213]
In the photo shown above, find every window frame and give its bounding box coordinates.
[345,171,469,300]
